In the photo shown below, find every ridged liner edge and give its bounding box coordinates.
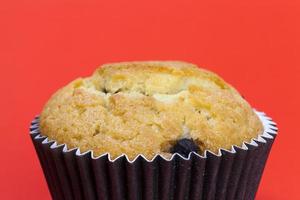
[30,110,277,162]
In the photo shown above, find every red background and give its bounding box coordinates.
[0,0,299,199]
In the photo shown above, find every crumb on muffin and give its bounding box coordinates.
[40,61,263,159]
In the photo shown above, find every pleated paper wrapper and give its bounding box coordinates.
[30,111,277,200]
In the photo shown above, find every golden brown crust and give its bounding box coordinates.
[40,61,263,159]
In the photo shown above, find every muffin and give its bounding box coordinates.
[30,61,277,200]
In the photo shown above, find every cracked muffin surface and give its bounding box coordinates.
[40,61,263,159]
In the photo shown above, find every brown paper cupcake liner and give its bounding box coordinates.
[30,110,277,200]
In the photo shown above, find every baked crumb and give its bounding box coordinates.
[40,61,263,159]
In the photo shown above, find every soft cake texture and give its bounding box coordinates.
[40,61,263,159]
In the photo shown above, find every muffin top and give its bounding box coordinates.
[40,61,263,159]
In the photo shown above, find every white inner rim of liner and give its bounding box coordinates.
[30,110,277,163]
